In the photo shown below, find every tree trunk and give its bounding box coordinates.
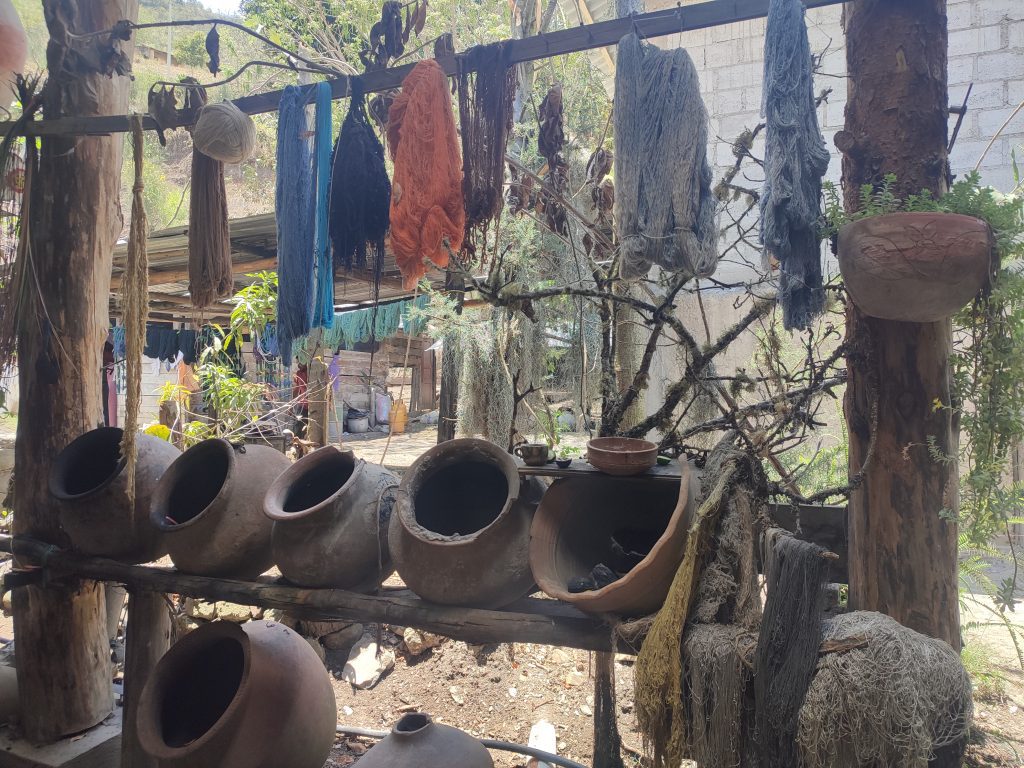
[12,0,137,742]
[840,0,960,652]
[120,590,171,768]
[307,357,329,447]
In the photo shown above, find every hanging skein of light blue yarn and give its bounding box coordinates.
[276,85,316,364]
[312,82,335,330]
[760,0,831,331]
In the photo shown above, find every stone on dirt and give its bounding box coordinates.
[323,623,365,652]
[342,634,395,689]
[403,627,444,656]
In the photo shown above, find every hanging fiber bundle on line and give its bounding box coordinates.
[330,76,391,275]
[457,42,517,255]
[193,101,257,164]
[388,59,465,289]
[760,0,831,330]
[312,82,335,329]
[276,85,316,363]
[614,33,718,280]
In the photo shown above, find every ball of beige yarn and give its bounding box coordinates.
[193,101,257,164]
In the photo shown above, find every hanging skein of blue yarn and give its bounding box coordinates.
[312,82,335,330]
[760,0,831,330]
[276,85,316,363]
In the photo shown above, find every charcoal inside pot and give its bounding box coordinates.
[567,563,618,593]
[414,460,508,537]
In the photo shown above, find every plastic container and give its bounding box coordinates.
[391,400,408,434]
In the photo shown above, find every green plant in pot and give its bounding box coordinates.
[555,445,580,468]
[826,173,1007,322]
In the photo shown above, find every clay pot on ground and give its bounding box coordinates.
[389,438,544,609]
[530,459,699,617]
[837,212,994,323]
[150,439,290,578]
[354,713,493,768]
[135,620,336,768]
[264,446,399,591]
[49,427,180,563]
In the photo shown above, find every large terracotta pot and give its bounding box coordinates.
[150,439,290,578]
[135,620,336,768]
[264,446,399,591]
[389,438,543,608]
[530,460,698,617]
[838,212,994,322]
[355,713,493,768]
[49,427,179,563]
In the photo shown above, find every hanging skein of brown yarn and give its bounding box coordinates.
[193,101,257,164]
[188,88,233,309]
[457,42,517,256]
[387,59,465,289]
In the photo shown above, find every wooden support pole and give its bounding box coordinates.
[307,357,329,448]
[437,271,465,443]
[120,590,171,768]
[12,0,138,743]
[840,0,961,652]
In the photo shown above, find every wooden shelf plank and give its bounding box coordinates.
[0,536,629,653]
[0,0,845,138]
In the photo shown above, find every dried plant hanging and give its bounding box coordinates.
[187,87,233,309]
[760,0,830,330]
[387,59,465,289]
[329,76,391,277]
[614,33,718,280]
[537,84,569,236]
[457,42,517,258]
[121,116,150,508]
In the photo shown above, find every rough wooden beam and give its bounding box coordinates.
[119,590,170,768]
[111,256,278,289]
[0,536,627,653]
[2,0,846,138]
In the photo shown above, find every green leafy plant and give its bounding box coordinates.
[228,271,278,348]
[557,445,581,460]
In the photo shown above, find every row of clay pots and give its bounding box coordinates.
[51,429,698,617]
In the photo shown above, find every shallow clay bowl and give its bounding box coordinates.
[587,437,658,476]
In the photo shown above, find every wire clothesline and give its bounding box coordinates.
[0,0,847,139]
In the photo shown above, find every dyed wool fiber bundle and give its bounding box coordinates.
[614,33,718,280]
[330,76,391,275]
[188,150,232,308]
[388,59,465,289]
[755,529,828,768]
[760,0,831,330]
[457,42,517,253]
[276,85,316,362]
[312,82,334,328]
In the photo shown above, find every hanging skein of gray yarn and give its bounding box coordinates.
[614,33,718,280]
[760,0,831,330]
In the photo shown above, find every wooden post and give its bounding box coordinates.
[12,0,138,743]
[307,357,329,448]
[120,590,171,768]
[840,0,960,650]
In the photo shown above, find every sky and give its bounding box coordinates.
[200,0,241,16]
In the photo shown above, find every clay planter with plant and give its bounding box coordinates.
[828,173,998,323]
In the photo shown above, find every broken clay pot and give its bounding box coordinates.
[150,439,290,578]
[136,619,336,768]
[354,713,493,768]
[264,446,399,591]
[389,438,543,608]
[530,459,699,617]
[49,427,180,563]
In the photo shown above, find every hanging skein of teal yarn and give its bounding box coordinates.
[276,85,315,364]
[312,82,335,330]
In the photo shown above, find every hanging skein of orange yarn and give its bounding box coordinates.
[387,59,465,289]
